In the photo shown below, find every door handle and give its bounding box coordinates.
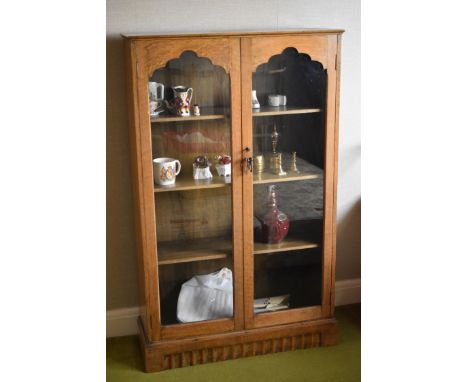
[245,157,253,173]
[243,147,253,173]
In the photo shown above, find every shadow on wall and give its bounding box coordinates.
[336,198,361,280]
[107,36,139,310]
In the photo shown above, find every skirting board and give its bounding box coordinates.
[107,278,361,338]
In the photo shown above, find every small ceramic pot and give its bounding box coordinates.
[268,94,281,107]
[193,164,213,180]
[216,163,231,177]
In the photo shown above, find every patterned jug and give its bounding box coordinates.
[165,86,193,117]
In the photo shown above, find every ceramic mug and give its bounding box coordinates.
[148,82,165,115]
[148,82,165,102]
[153,158,181,186]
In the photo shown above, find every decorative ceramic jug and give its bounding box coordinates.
[165,86,193,117]
[260,185,289,244]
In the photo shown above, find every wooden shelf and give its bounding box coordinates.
[151,107,227,123]
[158,237,232,265]
[253,219,322,255]
[253,155,322,185]
[154,171,318,190]
[154,176,231,193]
[253,106,321,117]
[158,236,317,263]
[154,157,321,192]
[254,237,319,255]
[254,171,319,185]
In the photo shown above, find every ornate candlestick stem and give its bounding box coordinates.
[271,124,279,154]
[269,124,286,176]
[289,151,300,173]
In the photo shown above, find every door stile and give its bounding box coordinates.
[229,37,245,331]
[321,35,339,317]
[240,37,255,329]
[133,41,162,341]
[330,34,342,316]
[125,40,154,340]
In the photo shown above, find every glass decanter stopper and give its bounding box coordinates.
[260,185,290,244]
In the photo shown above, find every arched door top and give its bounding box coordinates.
[136,38,233,77]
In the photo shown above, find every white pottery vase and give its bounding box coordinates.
[193,164,213,180]
[252,90,260,109]
[216,163,231,177]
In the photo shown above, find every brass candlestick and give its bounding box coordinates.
[269,125,286,176]
[289,152,300,173]
[269,153,286,176]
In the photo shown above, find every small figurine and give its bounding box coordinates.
[215,154,232,176]
[289,152,300,173]
[193,155,213,180]
[193,104,200,116]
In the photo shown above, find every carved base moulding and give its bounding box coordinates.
[138,317,337,372]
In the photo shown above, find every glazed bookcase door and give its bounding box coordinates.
[241,35,339,329]
[131,38,243,341]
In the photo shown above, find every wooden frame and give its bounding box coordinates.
[124,29,344,372]
[128,36,244,342]
[241,34,339,329]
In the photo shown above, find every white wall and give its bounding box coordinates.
[107,0,361,309]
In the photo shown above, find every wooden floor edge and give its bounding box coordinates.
[137,316,337,372]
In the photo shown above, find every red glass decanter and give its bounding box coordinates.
[260,185,290,244]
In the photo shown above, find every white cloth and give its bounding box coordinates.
[176,267,233,323]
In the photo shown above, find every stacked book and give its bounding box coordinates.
[254,294,290,313]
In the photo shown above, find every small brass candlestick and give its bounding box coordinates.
[289,152,300,173]
[269,125,286,176]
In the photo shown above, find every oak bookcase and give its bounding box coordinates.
[124,29,343,372]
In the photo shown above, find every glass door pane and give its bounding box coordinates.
[149,51,234,326]
[251,48,326,315]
